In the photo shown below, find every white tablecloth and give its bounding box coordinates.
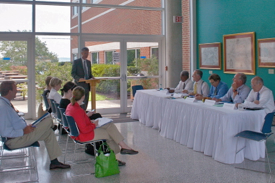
[131,89,266,164]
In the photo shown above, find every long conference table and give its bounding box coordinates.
[130,89,267,164]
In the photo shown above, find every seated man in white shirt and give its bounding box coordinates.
[170,71,193,93]
[243,76,275,114]
[187,69,209,100]
[0,81,70,170]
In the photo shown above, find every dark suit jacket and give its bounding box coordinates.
[71,58,93,91]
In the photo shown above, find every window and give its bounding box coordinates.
[91,52,98,64]
[91,0,102,4]
[73,6,78,16]
[151,47,159,60]
[105,51,113,64]
[72,54,78,61]
[127,49,140,66]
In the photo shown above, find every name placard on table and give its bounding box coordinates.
[204,99,216,106]
[223,103,235,110]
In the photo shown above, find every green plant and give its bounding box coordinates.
[127,66,140,76]
[134,56,159,76]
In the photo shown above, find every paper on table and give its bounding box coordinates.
[96,117,113,128]
[223,103,235,110]
[173,93,183,98]
[204,99,216,106]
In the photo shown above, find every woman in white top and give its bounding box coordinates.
[48,77,62,104]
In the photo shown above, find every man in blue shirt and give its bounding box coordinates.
[0,81,70,170]
[214,73,250,104]
[208,74,228,99]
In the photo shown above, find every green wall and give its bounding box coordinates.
[197,0,275,95]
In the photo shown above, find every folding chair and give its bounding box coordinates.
[63,114,105,164]
[234,112,275,173]
[132,85,143,97]
[0,137,40,182]
[49,99,58,118]
[41,93,50,111]
[53,104,63,135]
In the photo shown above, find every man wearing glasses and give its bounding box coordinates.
[208,74,228,99]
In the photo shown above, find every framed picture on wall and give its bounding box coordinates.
[223,32,255,75]
[199,42,221,69]
[258,38,275,67]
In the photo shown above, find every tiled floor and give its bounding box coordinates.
[1,122,275,183]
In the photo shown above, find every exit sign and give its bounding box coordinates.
[173,16,183,23]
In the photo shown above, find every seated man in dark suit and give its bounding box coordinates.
[0,81,70,170]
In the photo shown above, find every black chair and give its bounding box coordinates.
[132,85,143,97]
[234,112,275,173]
[41,93,50,111]
[0,137,40,182]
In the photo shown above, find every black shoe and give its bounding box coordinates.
[120,148,138,155]
[52,125,58,131]
[61,128,67,135]
[50,162,71,170]
[117,160,126,166]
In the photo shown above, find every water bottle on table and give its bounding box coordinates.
[159,84,163,90]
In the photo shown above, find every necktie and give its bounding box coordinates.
[256,92,260,100]
[194,83,197,94]
[183,82,186,89]
[83,60,89,79]
[214,87,217,95]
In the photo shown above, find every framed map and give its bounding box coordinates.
[258,38,275,67]
[223,32,255,75]
[199,43,221,69]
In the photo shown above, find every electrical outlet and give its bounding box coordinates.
[268,69,274,74]
[209,70,213,74]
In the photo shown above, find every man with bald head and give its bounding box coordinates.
[244,76,275,113]
[214,73,250,103]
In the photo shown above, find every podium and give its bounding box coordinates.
[82,79,100,111]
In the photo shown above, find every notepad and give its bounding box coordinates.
[96,118,113,128]
[32,112,50,127]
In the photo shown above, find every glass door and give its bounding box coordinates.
[126,42,160,109]
[83,40,122,114]
[0,34,35,119]
[82,36,163,114]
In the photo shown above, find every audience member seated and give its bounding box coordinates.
[208,74,228,99]
[66,86,138,166]
[0,81,70,170]
[243,76,275,114]
[48,77,62,104]
[172,70,193,93]
[214,73,250,104]
[42,76,52,112]
[187,70,209,100]
[60,81,102,120]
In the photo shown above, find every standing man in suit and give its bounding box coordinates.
[71,47,95,110]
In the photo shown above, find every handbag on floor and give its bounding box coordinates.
[95,143,119,178]
[85,141,107,156]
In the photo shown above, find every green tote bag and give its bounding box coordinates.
[95,143,120,178]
